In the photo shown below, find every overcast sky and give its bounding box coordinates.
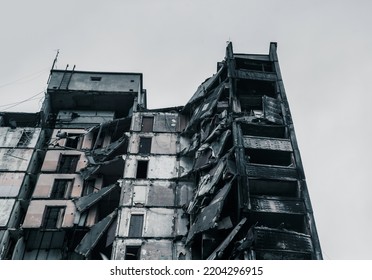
[1,0,371,260]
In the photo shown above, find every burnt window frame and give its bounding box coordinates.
[42,206,66,229]
[128,214,144,238]
[57,154,80,173]
[50,178,74,199]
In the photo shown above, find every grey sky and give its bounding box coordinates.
[1,0,371,259]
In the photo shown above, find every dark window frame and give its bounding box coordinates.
[128,214,144,237]
[136,160,149,179]
[57,154,80,173]
[50,179,73,199]
[125,246,141,260]
[138,137,152,154]
[42,206,66,229]
[141,116,154,132]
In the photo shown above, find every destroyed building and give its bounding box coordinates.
[0,42,322,260]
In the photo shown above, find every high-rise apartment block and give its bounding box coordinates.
[0,43,322,260]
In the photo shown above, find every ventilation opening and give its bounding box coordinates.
[90,76,102,81]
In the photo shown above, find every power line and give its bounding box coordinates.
[0,90,45,111]
[0,68,49,89]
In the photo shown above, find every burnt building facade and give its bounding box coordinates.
[0,42,322,260]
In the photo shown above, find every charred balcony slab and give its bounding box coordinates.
[233,69,277,81]
[243,136,292,152]
[246,164,298,180]
[250,196,305,215]
[252,226,313,255]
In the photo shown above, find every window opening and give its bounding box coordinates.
[42,206,65,229]
[82,179,96,196]
[246,149,292,167]
[90,76,102,81]
[141,116,154,132]
[57,155,80,173]
[51,179,73,199]
[17,130,33,147]
[65,133,81,149]
[138,137,152,154]
[125,246,141,260]
[136,160,149,179]
[128,214,144,237]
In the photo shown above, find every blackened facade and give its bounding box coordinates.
[0,42,322,260]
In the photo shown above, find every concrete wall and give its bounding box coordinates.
[0,127,41,148]
[124,155,178,179]
[41,150,88,173]
[128,133,178,155]
[22,200,75,228]
[0,173,25,198]
[48,71,142,93]
[0,149,34,171]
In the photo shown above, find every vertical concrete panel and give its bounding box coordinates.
[147,156,177,179]
[0,199,15,227]
[143,208,174,238]
[0,173,25,198]
[141,240,173,260]
[22,200,75,228]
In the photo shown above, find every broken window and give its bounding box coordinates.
[125,246,141,260]
[50,179,73,199]
[65,133,81,149]
[128,214,144,237]
[136,160,148,179]
[141,116,154,132]
[17,130,33,147]
[57,155,80,173]
[42,206,65,229]
[138,137,152,154]
[82,179,96,196]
